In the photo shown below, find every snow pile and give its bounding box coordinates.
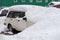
[26,6,47,23]
[0,5,60,40]
[9,5,35,12]
[0,16,6,24]
[16,21,60,40]
[26,6,60,23]
[0,24,7,32]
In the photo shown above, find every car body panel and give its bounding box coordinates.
[4,5,34,31]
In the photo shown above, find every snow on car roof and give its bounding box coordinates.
[9,5,36,12]
[50,1,60,5]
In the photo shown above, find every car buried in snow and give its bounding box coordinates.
[49,1,60,8]
[0,8,9,17]
[4,5,34,34]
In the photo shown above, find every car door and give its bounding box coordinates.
[14,12,32,31]
[10,11,26,31]
[6,11,18,28]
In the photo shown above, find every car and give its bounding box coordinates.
[0,7,9,17]
[49,1,60,8]
[4,5,33,34]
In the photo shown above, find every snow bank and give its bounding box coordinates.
[9,5,36,12]
[0,5,60,40]
[2,21,60,40]
[0,16,6,24]
[49,1,60,5]
[16,21,60,40]
[26,6,60,23]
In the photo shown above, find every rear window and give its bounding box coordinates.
[7,11,25,18]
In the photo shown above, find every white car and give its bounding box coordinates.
[4,5,33,34]
[49,1,60,8]
[0,7,9,16]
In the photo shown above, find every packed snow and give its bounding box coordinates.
[0,5,60,40]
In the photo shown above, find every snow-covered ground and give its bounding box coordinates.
[0,5,60,40]
[0,16,6,24]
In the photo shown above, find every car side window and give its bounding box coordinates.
[19,12,25,18]
[7,12,13,18]
[7,11,25,18]
[1,10,8,14]
[12,12,18,18]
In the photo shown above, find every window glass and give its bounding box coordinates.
[19,12,25,18]
[7,12,13,18]
[1,10,8,14]
[7,11,25,18]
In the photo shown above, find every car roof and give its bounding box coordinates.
[9,5,36,12]
[50,1,60,5]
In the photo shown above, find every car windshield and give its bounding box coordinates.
[1,10,8,14]
[7,11,25,18]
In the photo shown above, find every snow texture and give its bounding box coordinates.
[0,5,60,40]
[0,16,6,24]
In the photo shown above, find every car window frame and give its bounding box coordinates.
[7,11,25,18]
[1,9,8,14]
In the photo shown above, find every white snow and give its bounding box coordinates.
[0,24,7,33]
[49,1,60,5]
[9,5,35,12]
[0,5,60,40]
[0,16,7,32]
[0,16,6,24]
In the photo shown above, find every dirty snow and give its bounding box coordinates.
[0,5,60,40]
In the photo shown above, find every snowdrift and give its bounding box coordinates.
[0,5,60,40]
[0,16,6,24]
